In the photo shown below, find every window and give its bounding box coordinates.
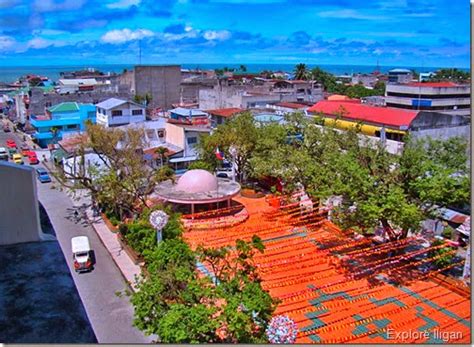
[87,111,95,118]
[66,124,79,130]
[158,130,165,138]
[132,109,143,116]
[187,137,197,145]
[112,110,123,117]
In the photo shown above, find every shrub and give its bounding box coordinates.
[144,238,195,273]
[124,221,157,255]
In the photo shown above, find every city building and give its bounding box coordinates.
[307,100,470,153]
[388,68,414,84]
[385,82,470,116]
[96,98,146,127]
[265,102,308,115]
[118,65,181,110]
[169,107,209,126]
[165,122,211,172]
[56,78,98,95]
[206,108,244,127]
[30,102,96,147]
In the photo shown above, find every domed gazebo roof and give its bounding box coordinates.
[153,169,241,204]
[175,169,218,193]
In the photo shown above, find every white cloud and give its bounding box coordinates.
[101,28,154,44]
[318,9,387,20]
[27,37,67,49]
[373,48,383,55]
[0,35,15,50]
[203,30,231,41]
[106,0,141,9]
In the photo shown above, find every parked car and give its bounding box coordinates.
[12,153,23,165]
[21,145,30,156]
[5,139,17,148]
[36,167,51,183]
[8,148,17,159]
[28,152,39,165]
[0,147,8,161]
[71,236,93,273]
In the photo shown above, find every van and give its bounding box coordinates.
[71,236,93,273]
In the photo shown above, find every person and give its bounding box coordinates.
[74,210,79,220]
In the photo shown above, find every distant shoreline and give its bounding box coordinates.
[0,63,469,83]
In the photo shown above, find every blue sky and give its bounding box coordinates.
[0,0,469,67]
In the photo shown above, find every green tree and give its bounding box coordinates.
[154,146,168,167]
[239,65,247,72]
[196,112,259,182]
[131,236,277,343]
[311,67,338,91]
[293,63,310,80]
[188,160,214,172]
[429,68,470,83]
[53,123,165,219]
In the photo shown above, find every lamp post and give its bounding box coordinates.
[229,145,238,183]
[149,210,169,244]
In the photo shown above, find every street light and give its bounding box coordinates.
[149,210,169,244]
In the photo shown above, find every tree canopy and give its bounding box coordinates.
[53,123,167,219]
[429,68,470,83]
[203,111,469,241]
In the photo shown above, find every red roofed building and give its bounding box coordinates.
[308,101,418,129]
[307,100,470,145]
[385,81,470,116]
[206,108,244,127]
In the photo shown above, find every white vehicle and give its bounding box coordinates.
[71,236,93,273]
[0,147,8,161]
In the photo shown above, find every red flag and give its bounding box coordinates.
[215,147,224,160]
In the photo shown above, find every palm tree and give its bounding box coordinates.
[294,63,310,80]
[154,146,168,168]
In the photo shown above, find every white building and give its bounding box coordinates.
[96,98,146,127]
[385,82,470,116]
[56,78,98,94]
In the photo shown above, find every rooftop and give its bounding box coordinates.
[48,102,80,113]
[154,170,241,204]
[308,101,419,128]
[407,82,460,88]
[96,98,133,110]
[206,108,245,118]
[170,107,208,117]
[274,102,308,109]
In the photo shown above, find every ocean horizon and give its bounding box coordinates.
[0,63,469,83]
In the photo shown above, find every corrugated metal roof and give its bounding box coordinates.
[307,101,419,128]
[95,98,128,110]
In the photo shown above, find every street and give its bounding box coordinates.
[0,123,152,343]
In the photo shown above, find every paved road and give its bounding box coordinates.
[0,123,152,343]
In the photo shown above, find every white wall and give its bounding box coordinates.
[96,102,146,127]
[0,162,52,245]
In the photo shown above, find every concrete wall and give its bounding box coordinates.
[0,162,50,245]
[133,65,181,109]
[29,88,132,116]
[199,86,244,109]
[165,123,185,149]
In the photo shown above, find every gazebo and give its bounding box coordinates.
[153,169,241,216]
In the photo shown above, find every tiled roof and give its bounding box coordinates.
[206,108,245,118]
[308,101,419,128]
